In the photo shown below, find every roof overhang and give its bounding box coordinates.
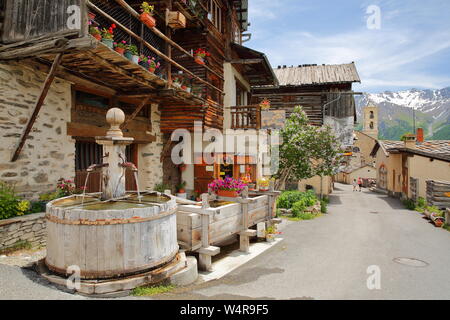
[230,43,278,87]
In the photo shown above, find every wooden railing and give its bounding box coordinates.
[230,105,261,129]
[87,0,223,95]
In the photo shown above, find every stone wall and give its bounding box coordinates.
[0,212,46,251]
[0,62,75,199]
[138,103,164,190]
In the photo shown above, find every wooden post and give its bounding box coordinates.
[239,186,254,253]
[11,53,64,162]
[121,97,151,130]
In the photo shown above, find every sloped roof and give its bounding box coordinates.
[373,140,450,162]
[273,62,361,86]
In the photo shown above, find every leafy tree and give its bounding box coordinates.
[274,106,342,195]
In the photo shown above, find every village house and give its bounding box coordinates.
[335,105,378,185]
[0,0,276,199]
[251,63,361,195]
[370,128,450,201]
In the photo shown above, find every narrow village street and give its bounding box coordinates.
[154,183,450,300]
[1,183,449,300]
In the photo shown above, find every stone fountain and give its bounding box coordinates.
[38,108,196,295]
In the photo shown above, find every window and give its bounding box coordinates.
[370,111,374,119]
[207,0,222,31]
[369,122,374,129]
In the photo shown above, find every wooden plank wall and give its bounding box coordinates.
[2,0,83,43]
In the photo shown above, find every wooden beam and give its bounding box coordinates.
[89,0,224,92]
[230,58,264,64]
[11,53,64,162]
[121,97,151,130]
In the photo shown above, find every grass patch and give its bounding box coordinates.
[286,213,322,221]
[131,283,176,296]
[443,224,450,232]
[0,240,32,255]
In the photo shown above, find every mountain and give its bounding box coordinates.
[355,87,450,140]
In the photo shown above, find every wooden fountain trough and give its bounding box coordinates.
[176,190,280,271]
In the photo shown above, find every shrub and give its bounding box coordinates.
[403,199,416,210]
[276,190,317,209]
[320,200,327,213]
[416,197,426,208]
[154,182,171,193]
[426,205,443,216]
[27,201,47,214]
[0,182,29,220]
[291,200,306,217]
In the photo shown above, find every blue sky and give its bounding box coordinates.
[247,0,450,93]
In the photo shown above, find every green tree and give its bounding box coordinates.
[275,106,342,195]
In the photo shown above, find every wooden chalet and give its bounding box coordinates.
[251,63,361,126]
[0,0,277,197]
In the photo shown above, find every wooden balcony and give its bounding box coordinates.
[1,0,223,106]
[230,105,261,130]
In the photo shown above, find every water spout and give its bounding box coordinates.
[81,171,90,205]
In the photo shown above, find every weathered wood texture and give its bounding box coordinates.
[176,194,270,251]
[426,180,450,209]
[1,0,84,43]
[45,195,178,279]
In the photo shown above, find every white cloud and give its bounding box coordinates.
[247,0,450,92]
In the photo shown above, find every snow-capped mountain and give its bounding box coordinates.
[355,87,450,140]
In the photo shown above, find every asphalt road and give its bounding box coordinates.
[1,183,449,300]
[156,183,450,300]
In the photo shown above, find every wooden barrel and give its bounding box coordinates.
[45,195,178,279]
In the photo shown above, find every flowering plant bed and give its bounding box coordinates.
[208,177,246,197]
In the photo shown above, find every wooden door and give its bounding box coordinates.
[75,140,103,193]
[125,144,138,192]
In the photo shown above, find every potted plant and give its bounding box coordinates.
[176,181,187,199]
[139,55,150,69]
[259,98,271,110]
[100,24,116,48]
[258,177,270,191]
[140,2,156,28]
[193,48,210,65]
[89,26,101,41]
[148,57,160,73]
[208,177,246,198]
[114,40,127,55]
[265,225,277,242]
[172,74,183,88]
[125,44,139,64]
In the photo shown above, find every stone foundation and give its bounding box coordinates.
[0,212,46,251]
[0,62,74,199]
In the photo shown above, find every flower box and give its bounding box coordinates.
[217,190,239,198]
[167,11,186,29]
[140,12,156,28]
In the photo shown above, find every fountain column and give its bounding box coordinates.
[96,108,134,200]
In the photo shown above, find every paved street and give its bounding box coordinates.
[1,183,449,300]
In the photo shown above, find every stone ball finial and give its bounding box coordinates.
[106,108,125,137]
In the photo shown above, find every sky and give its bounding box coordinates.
[246,0,450,93]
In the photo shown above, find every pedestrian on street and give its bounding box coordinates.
[357,177,362,192]
[352,179,358,192]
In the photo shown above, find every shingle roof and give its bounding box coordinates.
[273,62,361,86]
[378,140,450,161]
